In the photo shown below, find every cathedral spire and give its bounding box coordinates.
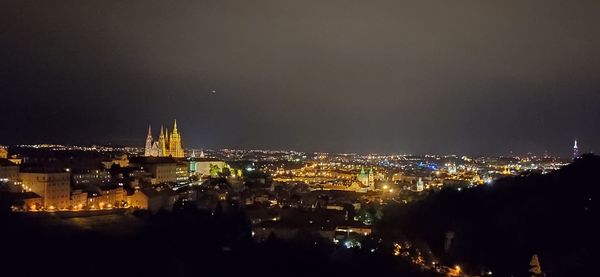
[144,121,184,158]
[165,127,169,146]
[158,125,166,157]
[168,119,183,158]
[144,125,154,157]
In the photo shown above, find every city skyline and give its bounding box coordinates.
[0,132,589,159]
[0,132,588,158]
[0,143,584,162]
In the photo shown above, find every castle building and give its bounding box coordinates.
[144,120,185,158]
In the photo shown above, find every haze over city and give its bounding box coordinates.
[3,1,600,156]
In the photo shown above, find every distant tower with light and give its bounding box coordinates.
[573,139,579,159]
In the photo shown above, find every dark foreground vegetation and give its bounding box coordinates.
[379,154,599,276]
[0,203,429,277]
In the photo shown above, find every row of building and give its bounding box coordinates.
[1,166,163,212]
[0,146,230,212]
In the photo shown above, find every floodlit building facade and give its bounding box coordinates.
[144,120,185,158]
[20,170,71,209]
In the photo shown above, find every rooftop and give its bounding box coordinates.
[0,158,17,167]
[19,167,69,174]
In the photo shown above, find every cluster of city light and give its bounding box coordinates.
[393,241,471,276]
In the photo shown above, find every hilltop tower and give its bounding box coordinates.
[573,139,579,159]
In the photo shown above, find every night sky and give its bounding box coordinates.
[2,1,600,156]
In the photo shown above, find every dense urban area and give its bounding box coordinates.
[2,123,594,276]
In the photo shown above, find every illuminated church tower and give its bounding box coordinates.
[168,120,184,158]
[144,125,161,157]
[357,167,368,186]
[144,125,153,156]
[368,167,375,191]
[158,126,167,157]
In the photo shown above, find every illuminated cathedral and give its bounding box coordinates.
[144,120,185,158]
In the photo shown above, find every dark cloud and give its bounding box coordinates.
[2,1,599,156]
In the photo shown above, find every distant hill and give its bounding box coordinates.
[379,154,600,276]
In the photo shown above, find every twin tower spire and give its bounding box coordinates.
[144,119,184,158]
